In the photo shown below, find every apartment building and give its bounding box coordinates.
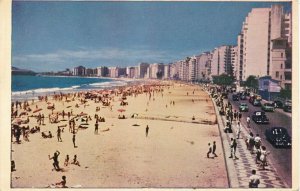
[236,5,292,89]
[138,63,149,78]
[73,66,86,76]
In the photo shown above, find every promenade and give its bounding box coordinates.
[208,87,288,188]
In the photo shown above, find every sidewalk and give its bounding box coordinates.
[210,93,288,188]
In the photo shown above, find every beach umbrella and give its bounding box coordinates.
[12,118,22,125]
[117,109,126,113]
[79,112,88,116]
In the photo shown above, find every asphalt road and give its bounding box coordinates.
[227,93,292,187]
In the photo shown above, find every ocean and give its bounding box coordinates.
[12,75,130,100]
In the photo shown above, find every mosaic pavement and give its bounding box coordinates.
[211,96,288,188]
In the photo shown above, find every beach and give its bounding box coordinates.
[11,81,228,188]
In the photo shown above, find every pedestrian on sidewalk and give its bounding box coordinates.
[254,134,262,149]
[246,116,251,128]
[249,169,260,188]
[212,141,218,157]
[236,122,241,139]
[229,138,238,159]
[238,112,242,121]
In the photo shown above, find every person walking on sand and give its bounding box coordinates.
[94,121,99,134]
[72,133,77,148]
[207,143,212,158]
[49,150,60,171]
[146,125,149,137]
[212,141,218,157]
[57,127,62,142]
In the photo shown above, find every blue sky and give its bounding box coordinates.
[12,1,291,72]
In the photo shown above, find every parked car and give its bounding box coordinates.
[239,103,249,112]
[283,104,292,112]
[232,94,239,101]
[252,111,269,124]
[262,103,275,112]
[271,100,284,109]
[252,99,261,107]
[265,127,291,148]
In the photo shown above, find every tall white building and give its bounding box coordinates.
[236,4,292,89]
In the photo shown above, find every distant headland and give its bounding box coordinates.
[12,67,37,76]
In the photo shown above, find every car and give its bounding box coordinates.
[252,99,261,106]
[283,105,292,112]
[283,100,292,112]
[262,103,275,112]
[271,100,284,109]
[252,111,269,124]
[265,127,291,148]
[232,94,239,101]
[239,103,249,112]
[240,94,247,100]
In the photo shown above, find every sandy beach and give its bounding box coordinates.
[11,81,228,188]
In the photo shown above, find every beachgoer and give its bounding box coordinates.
[64,155,69,166]
[207,143,212,158]
[212,141,218,157]
[55,175,67,188]
[57,127,62,142]
[49,150,60,171]
[71,155,80,166]
[146,125,149,137]
[95,121,99,134]
[249,170,260,188]
[72,134,76,148]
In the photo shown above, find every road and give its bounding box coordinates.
[227,93,292,187]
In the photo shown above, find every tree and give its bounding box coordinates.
[245,75,258,90]
[212,74,234,86]
[280,88,292,100]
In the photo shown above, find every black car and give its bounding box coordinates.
[252,111,269,124]
[283,102,292,112]
[265,127,291,148]
[271,100,284,109]
[240,94,247,100]
[232,94,239,101]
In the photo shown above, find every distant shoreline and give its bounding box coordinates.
[11,75,157,101]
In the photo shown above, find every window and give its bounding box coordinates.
[280,75,282,80]
[281,64,283,69]
[276,71,279,78]
[281,53,284,58]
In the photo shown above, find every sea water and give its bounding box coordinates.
[12,75,129,101]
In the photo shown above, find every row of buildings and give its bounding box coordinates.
[66,4,291,90]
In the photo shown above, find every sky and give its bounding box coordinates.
[12,1,292,72]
